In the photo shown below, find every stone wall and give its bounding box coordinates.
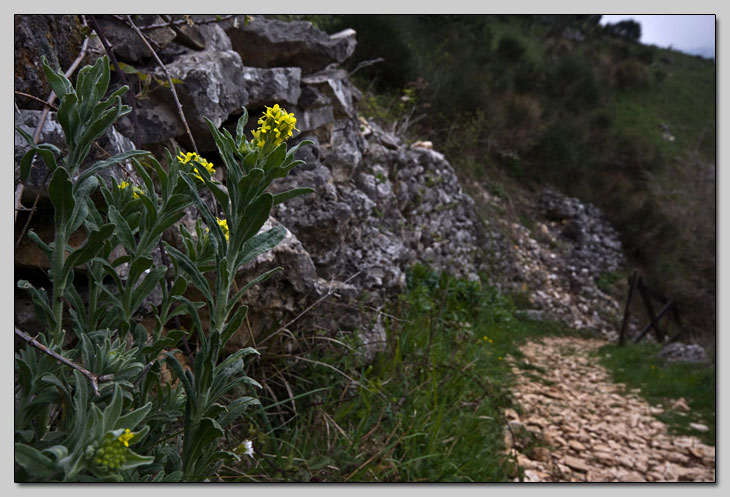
[14,14,630,356]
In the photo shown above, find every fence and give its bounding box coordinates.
[619,271,685,346]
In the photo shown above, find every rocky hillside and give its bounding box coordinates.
[15,15,634,356]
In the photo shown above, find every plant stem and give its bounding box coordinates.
[50,226,68,344]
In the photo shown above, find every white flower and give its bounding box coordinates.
[242,439,254,458]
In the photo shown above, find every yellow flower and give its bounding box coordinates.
[119,180,142,199]
[251,104,298,149]
[216,218,229,241]
[177,151,215,181]
[118,428,135,447]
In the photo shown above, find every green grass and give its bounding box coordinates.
[608,47,715,164]
[595,342,715,445]
[228,265,579,482]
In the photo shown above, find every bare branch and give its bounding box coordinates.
[132,359,157,387]
[15,328,114,397]
[349,57,384,77]
[14,91,59,110]
[125,15,198,154]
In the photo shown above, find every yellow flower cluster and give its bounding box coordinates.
[177,151,215,181]
[93,429,135,472]
[251,104,298,149]
[119,180,143,199]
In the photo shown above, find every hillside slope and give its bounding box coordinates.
[313,14,715,345]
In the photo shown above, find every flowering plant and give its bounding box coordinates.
[14,56,311,481]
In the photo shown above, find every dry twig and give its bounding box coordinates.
[14,91,59,110]
[15,328,114,398]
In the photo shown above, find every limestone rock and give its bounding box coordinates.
[94,16,176,64]
[243,67,302,109]
[154,49,247,149]
[225,16,356,75]
[302,67,361,119]
[14,15,84,108]
[660,342,709,364]
[564,456,589,472]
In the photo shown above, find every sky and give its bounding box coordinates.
[600,14,716,58]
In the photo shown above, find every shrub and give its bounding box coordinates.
[612,59,651,90]
[546,55,600,110]
[14,56,312,481]
[512,60,544,93]
[604,20,642,42]
[497,34,526,60]
[493,92,543,151]
[637,47,655,65]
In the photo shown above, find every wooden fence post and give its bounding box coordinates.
[634,300,674,344]
[619,272,639,346]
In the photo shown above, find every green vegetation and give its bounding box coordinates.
[231,265,582,482]
[596,342,715,445]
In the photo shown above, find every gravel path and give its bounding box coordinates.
[504,336,715,482]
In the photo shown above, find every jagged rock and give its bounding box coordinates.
[243,67,302,109]
[294,105,335,135]
[301,67,361,119]
[94,16,176,64]
[157,49,247,150]
[154,17,233,53]
[14,15,84,110]
[113,47,247,149]
[322,118,364,182]
[299,84,332,108]
[196,22,234,52]
[225,16,356,75]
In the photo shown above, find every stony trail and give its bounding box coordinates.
[504,336,715,482]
